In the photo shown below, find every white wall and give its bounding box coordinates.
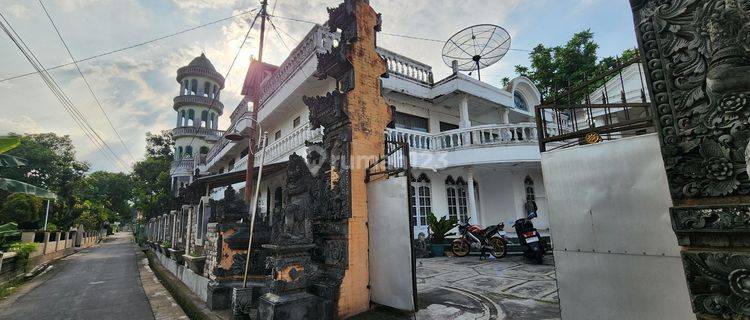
[541,133,694,320]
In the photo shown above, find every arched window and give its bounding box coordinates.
[182,80,189,95]
[190,79,198,95]
[446,176,469,223]
[514,91,528,111]
[199,146,209,154]
[203,81,210,97]
[180,110,186,126]
[185,146,193,156]
[213,85,218,99]
[210,113,216,129]
[187,109,195,126]
[201,110,208,128]
[177,146,183,159]
[410,173,431,228]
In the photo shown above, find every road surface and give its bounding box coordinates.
[0,232,154,320]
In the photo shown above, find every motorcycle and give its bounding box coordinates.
[451,221,508,258]
[513,212,545,264]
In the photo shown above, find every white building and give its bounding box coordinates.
[170,54,225,192]
[191,25,550,239]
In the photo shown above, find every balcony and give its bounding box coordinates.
[377,48,433,85]
[171,157,194,174]
[171,127,224,141]
[258,25,339,107]
[385,123,542,169]
[225,123,323,173]
[173,95,224,113]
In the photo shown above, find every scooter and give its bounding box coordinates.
[513,211,545,264]
[451,221,508,258]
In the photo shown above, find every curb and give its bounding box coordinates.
[135,247,189,320]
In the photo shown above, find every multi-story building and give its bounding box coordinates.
[169,54,226,192]
[193,24,551,239]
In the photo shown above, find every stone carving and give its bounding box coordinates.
[210,185,247,224]
[682,251,750,317]
[270,154,314,246]
[632,0,750,199]
[631,1,750,318]
[303,92,349,131]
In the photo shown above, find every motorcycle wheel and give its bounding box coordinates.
[489,237,507,258]
[451,239,470,257]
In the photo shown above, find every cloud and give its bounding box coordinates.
[0,115,44,134]
[6,4,30,19]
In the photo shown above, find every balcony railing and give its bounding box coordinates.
[171,127,223,140]
[171,157,194,171]
[377,48,434,85]
[173,95,224,112]
[258,25,339,106]
[256,122,323,164]
[385,123,539,151]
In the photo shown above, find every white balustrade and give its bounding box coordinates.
[255,122,323,164]
[377,48,434,85]
[385,123,540,151]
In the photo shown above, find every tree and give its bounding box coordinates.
[132,131,175,220]
[0,133,88,229]
[73,200,108,230]
[0,193,43,229]
[78,171,134,223]
[145,130,174,160]
[514,30,637,101]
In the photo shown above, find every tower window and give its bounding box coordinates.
[180,110,186,126]
[200,146,209,154]
[185,146,193,156]
[183,80,189,95]
[188,109,195,126]
[177,146,183,159]
[213,85,218,99]
[201,110,208,128]
[204,82,210,97]
[190,79,198,95]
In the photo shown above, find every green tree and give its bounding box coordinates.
[79,171,134,223]
[132,131,174,220]
[514,30,637,101]
[0,193,44,229]
[73,200,108,230]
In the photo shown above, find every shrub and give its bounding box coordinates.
[9,242,38,272]
[0,193,43,229]
[427,212,457,244]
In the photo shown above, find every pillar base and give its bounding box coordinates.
[257,292,320,320]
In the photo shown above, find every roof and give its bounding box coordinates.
[186,161,288,192]
[188,53,217,71]
[241,60,279,100]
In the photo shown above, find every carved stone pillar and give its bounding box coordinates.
[630,1,750,318]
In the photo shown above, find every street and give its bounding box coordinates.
[0,232,154,320]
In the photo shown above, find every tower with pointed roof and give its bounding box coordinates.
[171,53,225,192]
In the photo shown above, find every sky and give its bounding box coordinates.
[0,0,637,173]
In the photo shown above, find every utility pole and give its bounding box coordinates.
[258,0,268,63]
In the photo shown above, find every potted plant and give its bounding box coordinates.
[168,247,185,264]
[427,212,457,257]
[161,240,172,257]
[183,249,206,274]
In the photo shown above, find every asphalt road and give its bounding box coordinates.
[0,232,154,320]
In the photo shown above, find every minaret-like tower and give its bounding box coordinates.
[171,53,225,191]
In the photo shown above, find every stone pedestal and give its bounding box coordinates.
[257,291,320,320]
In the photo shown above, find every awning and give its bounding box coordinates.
[186,161,289,192]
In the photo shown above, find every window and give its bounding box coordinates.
[190,79,198,95]
[514,91,528,111]
[293,116,301,128]
[185,146,193,156]
[439,121,459,132]
[204,82,211,97]
[199,146,209,154]
[394,111,429,132]
[177,146,183,159]
[180,110,186,126]
[201,110,208,128]
[188,109,195,126]
[213,85,218,99]
[410,173,431,227]
[446,176,469,223]
[183,80,189,95]
[275,130,281,140]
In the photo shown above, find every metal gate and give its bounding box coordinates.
[365,140,417,312]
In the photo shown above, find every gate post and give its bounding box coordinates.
[630,1,750,318]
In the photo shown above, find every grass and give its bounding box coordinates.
[0,276,28,300]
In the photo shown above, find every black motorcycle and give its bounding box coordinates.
[513,212,545,264]
[451,221,508,258]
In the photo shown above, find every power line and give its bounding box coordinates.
[268,14,533,52]
[0,11,129,170]
[0,8,257,83]
[38,0,137,164]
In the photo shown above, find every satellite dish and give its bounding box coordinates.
[442,24,511,81]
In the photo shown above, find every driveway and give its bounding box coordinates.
[415,255,560,320]
[0,232,154,320]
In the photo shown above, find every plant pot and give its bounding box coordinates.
[429,244,445,257]
[183,254,206,274]
[168,248,184,264]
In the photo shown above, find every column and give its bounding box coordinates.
[458,94,471,128]
[465,166,478,225]
[171,211,177,248]
[500,107,510,124]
